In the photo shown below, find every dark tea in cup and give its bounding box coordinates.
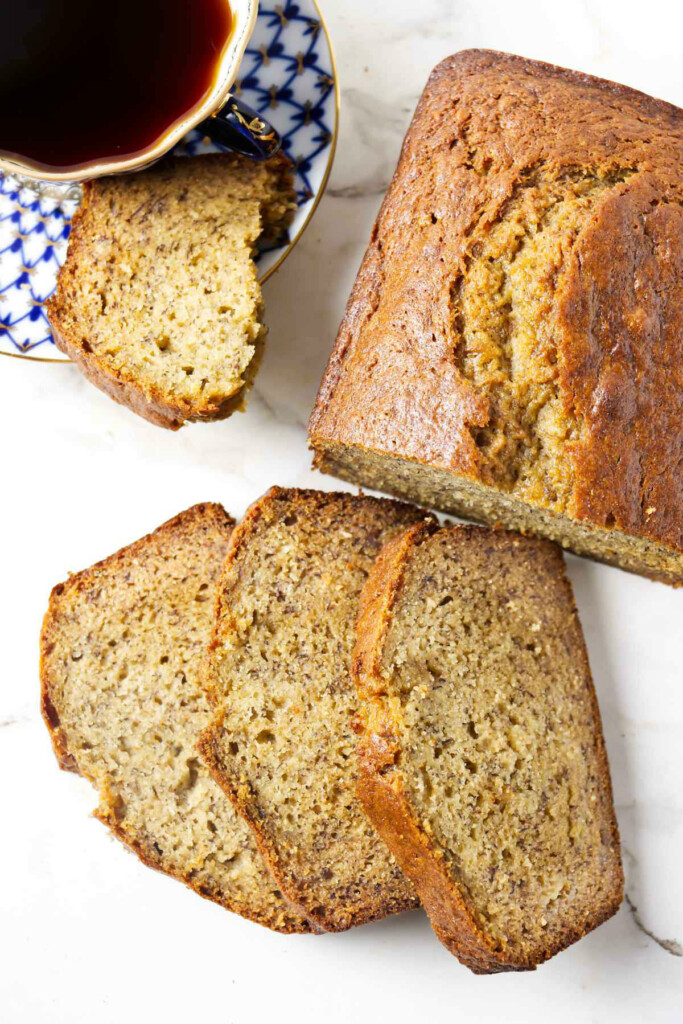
[0,0,233,175]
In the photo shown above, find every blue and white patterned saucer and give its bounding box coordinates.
[0,0,338,360]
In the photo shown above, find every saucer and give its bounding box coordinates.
[0,0,338,361]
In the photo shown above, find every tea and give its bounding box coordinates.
[0,0,232,174]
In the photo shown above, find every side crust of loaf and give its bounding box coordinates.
[352,522,624,972]
[199,487,431,931]
[309,48,683,585]
[40,503,312,934]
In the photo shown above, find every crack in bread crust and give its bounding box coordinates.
[309,49,683,583]
[452,166,635,506]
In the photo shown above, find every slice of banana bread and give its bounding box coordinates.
[199,487,434,931]
[40,503,310,934]
[309,49,683,585]
[353,521,623,972]
[48,153,295,429]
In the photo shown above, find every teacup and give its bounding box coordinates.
[0,0,279,184]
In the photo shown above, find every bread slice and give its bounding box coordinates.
[353,522,623,972]
[199,487,434,931]
[40,503,311,933]
[48,153,295,429]
[309,50,683,586]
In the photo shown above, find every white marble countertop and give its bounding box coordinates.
[1,1,682,1020]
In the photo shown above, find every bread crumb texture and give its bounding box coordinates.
[310,50,683,585]
[40,503,310,933]
[200,487,433,931]
[49,153,295,428]
[354,523,623,972]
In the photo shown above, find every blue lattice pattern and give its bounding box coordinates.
[0,0,336,358]
[0,180,77,354]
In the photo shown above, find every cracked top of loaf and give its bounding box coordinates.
[309,50,683,555]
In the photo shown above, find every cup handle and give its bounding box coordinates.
[198,96,281,162]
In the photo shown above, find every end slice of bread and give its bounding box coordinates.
[40,503,311,933]
[199,487,435,931]
[47,153,295,429]
[353,522,623,972]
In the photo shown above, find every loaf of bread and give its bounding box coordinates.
[48,153,295,429]
[309,50,683,586]
[353,521,623,972]
[40,503,311,933]
[199,487,434,931]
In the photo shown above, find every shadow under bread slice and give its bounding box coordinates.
[199,487,436,931]
[353,521,623,972]
[47,153,296,429]
[40,503,311,934]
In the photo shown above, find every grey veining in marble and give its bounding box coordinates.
[1,2,682,1022]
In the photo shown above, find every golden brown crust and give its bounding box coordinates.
[309,49,683,579]
[40,502,312,935]
[199,487,431,931]
[353,523,522,971]
[48,153,293,429]
[352,521,624,972]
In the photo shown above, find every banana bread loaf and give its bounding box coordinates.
[309,50,683,586]
[353,521,623,972]
[48,153,295,429]
[40,503,311,933]
[199,487,434,931]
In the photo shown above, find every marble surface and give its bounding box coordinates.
[1,1,682,1020]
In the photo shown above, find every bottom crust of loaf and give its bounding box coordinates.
[312,440,683,586]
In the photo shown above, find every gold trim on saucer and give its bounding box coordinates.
[259,0,339,286]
